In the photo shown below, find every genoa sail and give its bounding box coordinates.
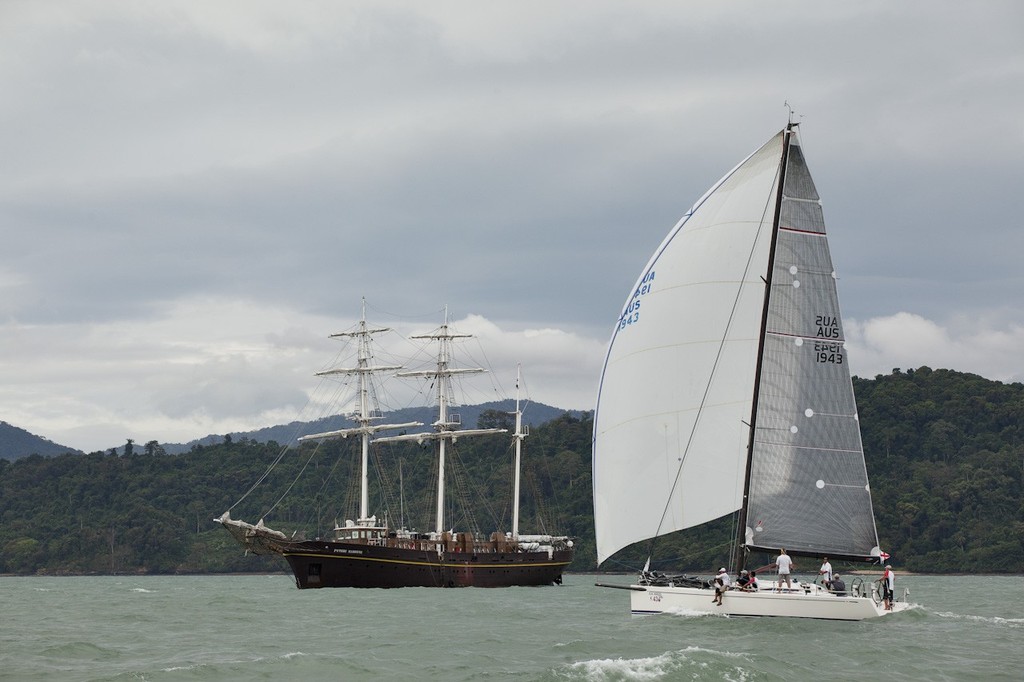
[592,132,786,565]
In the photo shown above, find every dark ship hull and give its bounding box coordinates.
[217,515,574,589]
[283,540,573,589]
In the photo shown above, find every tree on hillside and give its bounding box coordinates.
[1,370,1021,575]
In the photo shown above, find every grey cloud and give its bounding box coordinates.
[2,1,1023,450]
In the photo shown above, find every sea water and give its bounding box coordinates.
[1,573,1019,681]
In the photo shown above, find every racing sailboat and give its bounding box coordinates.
[592,123,908,619]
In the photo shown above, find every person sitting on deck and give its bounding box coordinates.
[829,573,847,596]
[736,569,759,591]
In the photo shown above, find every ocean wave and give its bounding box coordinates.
[40,641,119,661]
[662,606,728,618]
[934,611,1024,627]
[158,652,307,673]
[561,646,752,681]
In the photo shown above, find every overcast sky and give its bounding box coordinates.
[2,1,1022,453]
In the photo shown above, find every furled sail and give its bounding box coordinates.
[592,132,786,565]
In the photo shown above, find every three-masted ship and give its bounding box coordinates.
[218,303,574,588]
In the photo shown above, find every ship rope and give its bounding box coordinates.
[315,444,364,532]
[223,414,323,514]
[526,442,572,536]
[371,443,401,525]
[524,468,550,535]
[447,444,483,535]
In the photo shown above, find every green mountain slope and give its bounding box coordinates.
[1,368,1021,576]
[0,421,81,460]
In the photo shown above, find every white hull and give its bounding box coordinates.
[629,582,909,621]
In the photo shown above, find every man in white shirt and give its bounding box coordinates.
[818,557,833,588]
[775,549,794,591]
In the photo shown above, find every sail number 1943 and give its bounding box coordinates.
[814,341,843,364]
[618,270,655,331]
[814,314,843,364]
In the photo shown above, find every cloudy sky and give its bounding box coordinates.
[2,1,1022,453]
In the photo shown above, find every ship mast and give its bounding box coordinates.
[511,365,527,539]
[298,298,421,523]
[733,123,794,573]
[376,307,506,535]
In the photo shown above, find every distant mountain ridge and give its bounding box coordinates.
[0,402,584,459]
[161,400,582,454]
[0,421,83,460]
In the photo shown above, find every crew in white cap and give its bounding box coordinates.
[712,567,731,605]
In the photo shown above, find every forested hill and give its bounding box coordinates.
[855,367,1024,572]
[0,422,81,460]
[1,367,1022,576]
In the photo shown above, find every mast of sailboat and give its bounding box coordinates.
[733,122,795,574]
[377,306,507,535]
[399,458,405,529]
[510,364,527,539]
[297,298,422,523]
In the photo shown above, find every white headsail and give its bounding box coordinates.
[592,132,786,565]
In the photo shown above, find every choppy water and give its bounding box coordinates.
[1,573,1019,681]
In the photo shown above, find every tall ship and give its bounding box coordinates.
[593,122,910,619]
[218,302,574,588]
